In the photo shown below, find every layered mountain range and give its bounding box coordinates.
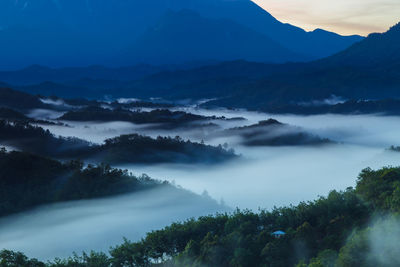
[125,22,400,110]
[0,0,362,69]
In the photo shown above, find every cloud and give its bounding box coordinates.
[0,187,228,260]
[252,0,400,35]
[368,216,400,266]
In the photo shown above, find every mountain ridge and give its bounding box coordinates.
[0,0,363,69]
[112,22,400,109]
[121,9,305,65]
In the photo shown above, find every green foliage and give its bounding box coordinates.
[97,134,236,164]
[49,252,109,267]
[110,239,151,267]
[0,119,90,158]
[298,250,338,267]
[0,250,45,267]
[104,189,368,267]
[0,120,236,164]
[225,119,331,147]
[356,167,400,211]
[336,229,370,267]
[0,150,164,216]
[4,166,400,266]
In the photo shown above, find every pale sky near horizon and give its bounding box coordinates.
[252,0,400,36]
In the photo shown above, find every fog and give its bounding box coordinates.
[367,215,400,266]
[125,145,400,210]
[130,110,400,210]
[175,108,400,147]
[0,186,228,260]
[9,107,400,260]
[35,109,400,210]
[39,98,74,109]
[27,109,66,120]
[41,121,144,144]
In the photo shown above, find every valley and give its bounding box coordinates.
[0,1,399,266]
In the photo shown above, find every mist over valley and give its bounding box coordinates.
[0,1,399,266]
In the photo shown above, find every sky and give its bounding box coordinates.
[253,0,400,36]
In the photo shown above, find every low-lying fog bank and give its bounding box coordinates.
[4,107,400,260]
[125,144,400,210]
[115,110,400,210]
[37,107,400,148]
[41,121,144,144]
[34,108,400,210]
[175,107,400,146]
[0,186,228,260]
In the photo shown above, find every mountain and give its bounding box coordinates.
[0,65,168,85]
[0,0,362,69]
[220,119,331,146]
[0,87,47,110]
[210,23,400,109]
[123,60,302,100]
[321,23,400,67]
[122,10,303,65]
[4,23,397,107]
[118,22,400,110]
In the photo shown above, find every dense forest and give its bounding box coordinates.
[2,165,399,266]
[88,134,237,164]
[0,107,29,121]
[0,149,168,217]
[222,119,331,146]
[0,107,69,126]
[59,107,207,124]
[59,106,244,127]
[0,120,236,164]
[0,120,91,158]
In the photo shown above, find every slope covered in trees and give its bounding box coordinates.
[0,149,167,217]
[88,134,237,165]
[2,165,400,266]
[0,87,47,111]
[0,107,30,121]
[222,119,331,146]
[0,120,90,158]
[59,107,207,125]
[0,121,237,164]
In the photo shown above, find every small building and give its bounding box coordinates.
[271,230,286,238]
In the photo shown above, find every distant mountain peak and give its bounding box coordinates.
[123,9,302,65]
[0,0,364,69]
[323,21,400,66]
[367,21,400,38]
[386,21,400,35]
[389,22,400,30]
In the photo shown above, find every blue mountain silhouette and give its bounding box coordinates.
[0,0,362,69]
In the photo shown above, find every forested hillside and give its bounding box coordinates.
[0,121,237,164]
[2,165,400,266]
[0,149,167,217]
